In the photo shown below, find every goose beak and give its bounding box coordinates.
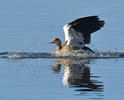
[49,40,55,44]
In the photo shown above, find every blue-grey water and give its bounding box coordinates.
[0,0,124,100]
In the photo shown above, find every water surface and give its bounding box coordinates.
[0,0,124,100]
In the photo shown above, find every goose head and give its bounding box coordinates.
[49,38,62,51]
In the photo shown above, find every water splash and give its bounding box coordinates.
[0,49,124,59]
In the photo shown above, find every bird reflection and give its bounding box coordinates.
[52,58,103,95]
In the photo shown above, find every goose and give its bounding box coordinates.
[50,16,105,54]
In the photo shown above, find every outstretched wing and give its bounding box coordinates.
[63,16,105,47]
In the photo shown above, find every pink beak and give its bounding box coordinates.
[49,40,55,44]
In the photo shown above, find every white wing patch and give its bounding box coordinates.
[63,24,71,42]
[63,24,84,47]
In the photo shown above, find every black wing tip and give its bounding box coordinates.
[89,15,105,27]
[95,16,105,27]
[99,20,105,27]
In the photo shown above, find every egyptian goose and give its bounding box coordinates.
[50,16,105,54]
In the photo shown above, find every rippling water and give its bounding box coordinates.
[0,0,124,100]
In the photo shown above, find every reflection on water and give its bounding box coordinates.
[52,58,103,98]
[2,57,124,100]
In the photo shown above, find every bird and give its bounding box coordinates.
[50,16,105,54]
